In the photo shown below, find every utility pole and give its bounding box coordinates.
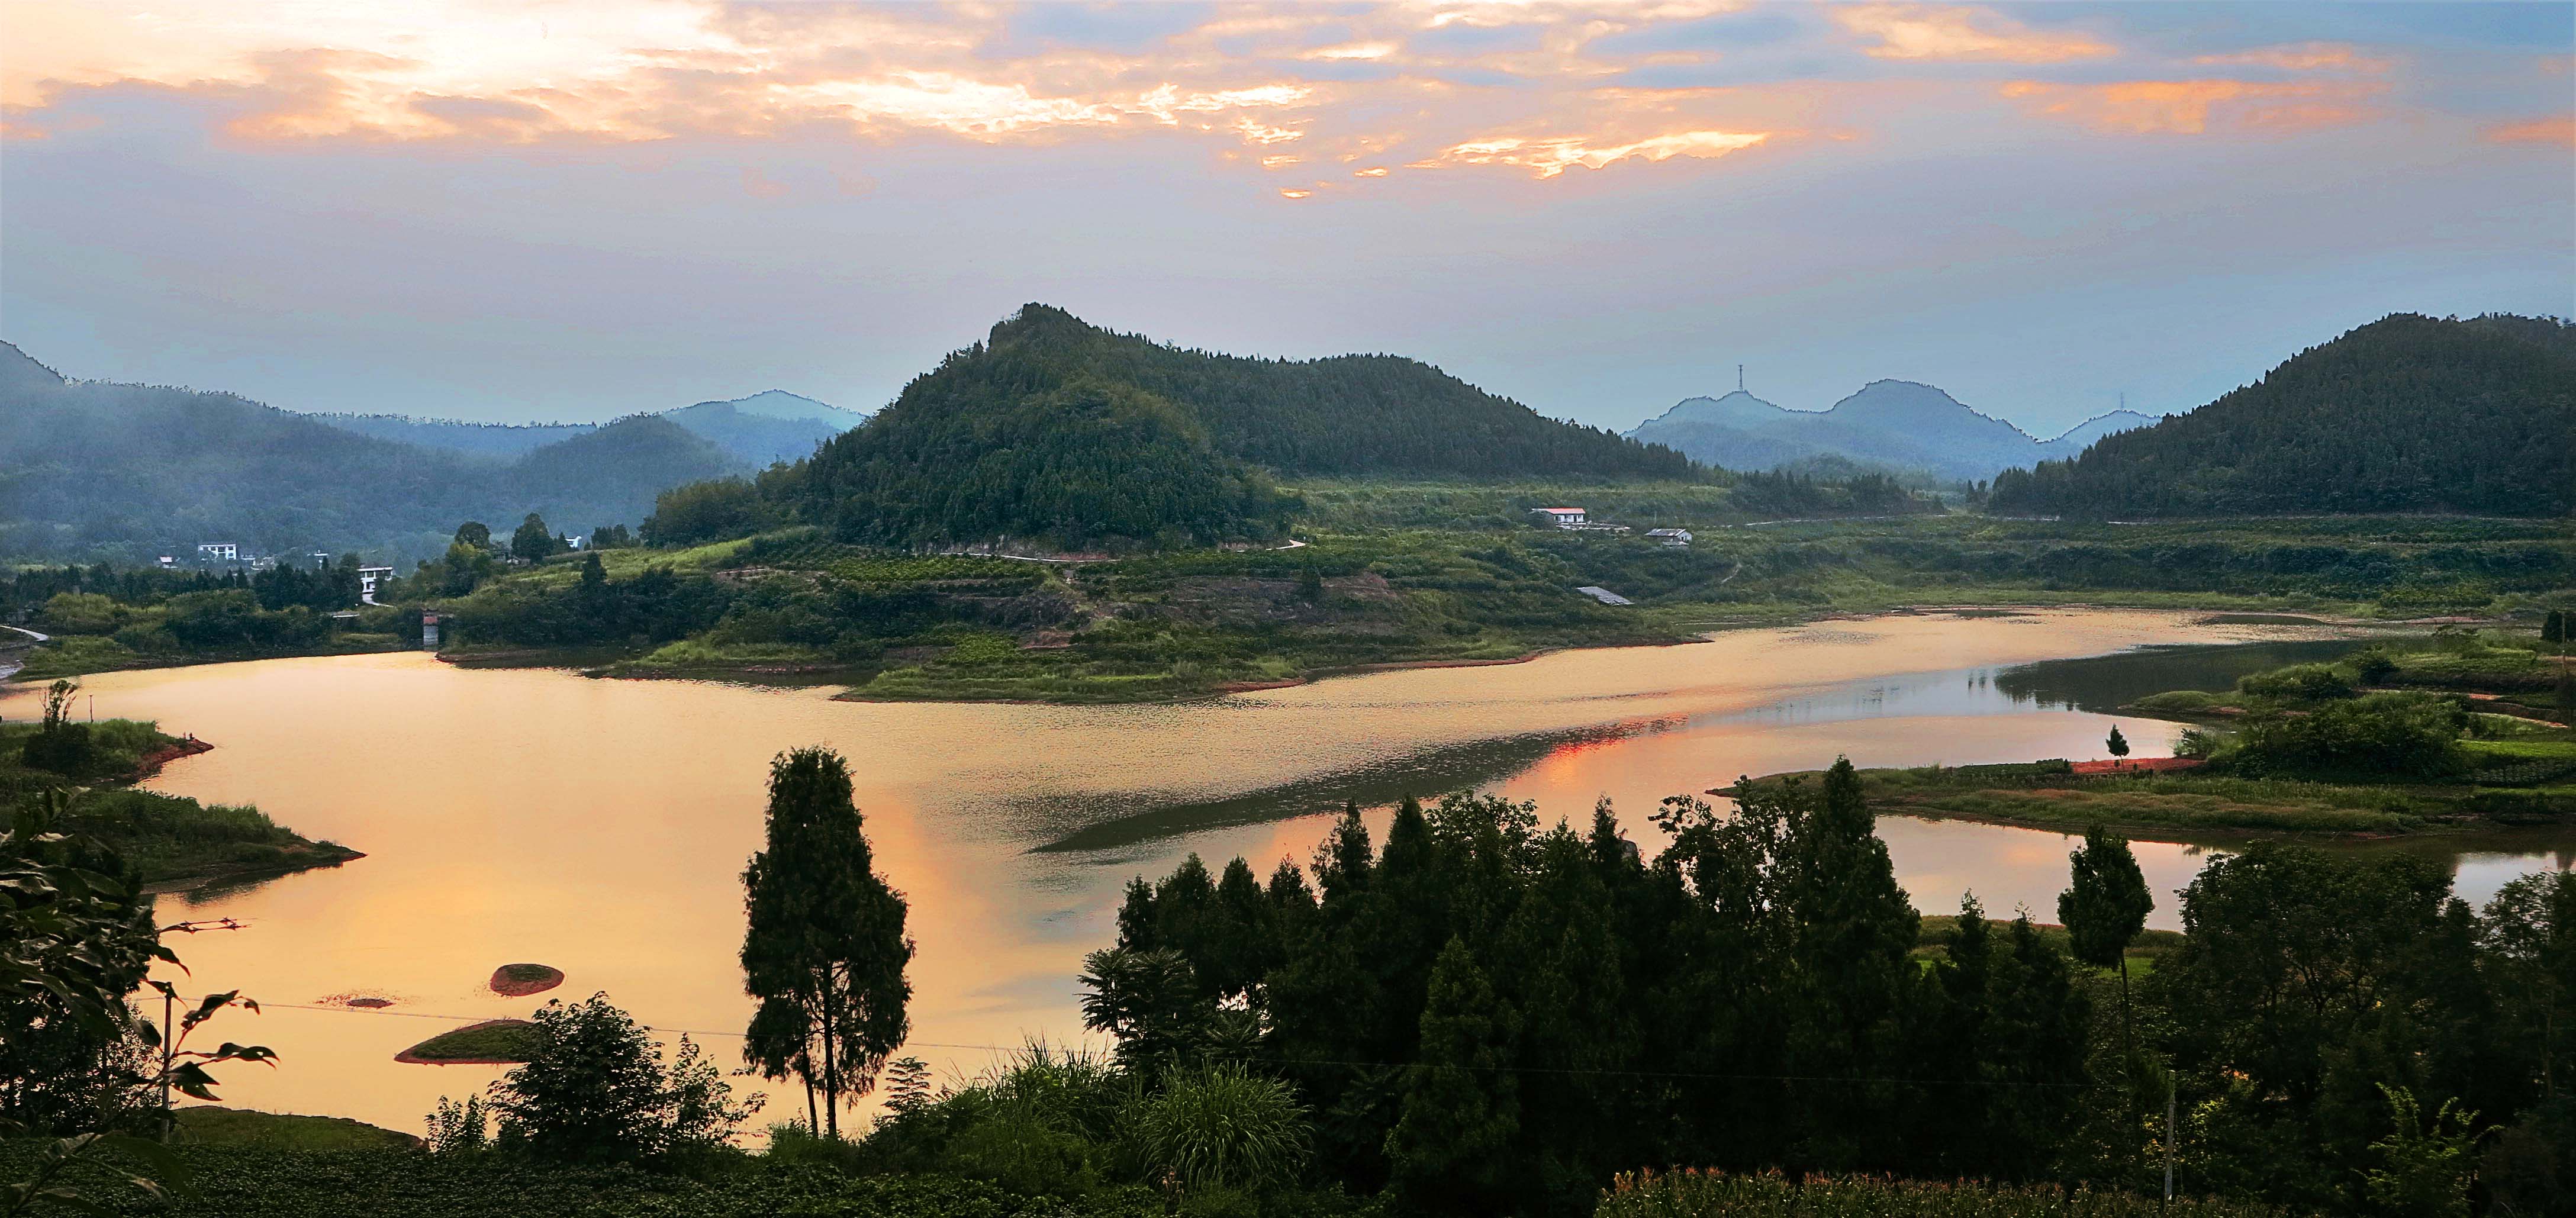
[2165,1074,2176,1200]
[161,984,176,1143]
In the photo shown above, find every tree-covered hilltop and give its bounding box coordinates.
[796,375,1299,549]
[944,305,1693,479]
[692,304,1700,550]
[1990,314,2575,518]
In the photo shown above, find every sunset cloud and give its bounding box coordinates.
[0,0,2546,197]
[1999,79,2379,135]
[1833,5,2111,63]
[2191,42,2393,73]
[1418,128,1768,177]
[2485,116,2576,146]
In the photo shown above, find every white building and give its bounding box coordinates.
[358,566,396,604]
[196,543,238,563]
[1646,528,1693,547]
[1530,507,1588,528]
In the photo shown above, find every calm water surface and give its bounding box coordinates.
[7,609,2567,1134]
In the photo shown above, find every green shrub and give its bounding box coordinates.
[1131,1064,1310,1191]
[2236,663,2354,704]
[1596,1168,2295,1217]
[2222,692,2469,781]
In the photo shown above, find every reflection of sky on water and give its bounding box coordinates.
[5,615,2557,1138]
[1719,638,2372,727]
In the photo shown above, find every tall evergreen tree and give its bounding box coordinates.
[738,747,914,1138]
[2059,824,2153,1052]
[1385,936,1521,1214]
[1784,758,1920,1166]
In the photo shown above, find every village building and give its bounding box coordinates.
[1529,507,1587,527]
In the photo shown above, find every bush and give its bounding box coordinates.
[471,993,758,1165]
[2236,662,2355,704]
[38,592,123,634]
[2223,692,2468,781]
[1131,1064,1311,1192]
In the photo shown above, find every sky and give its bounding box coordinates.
[1,1,2569,439]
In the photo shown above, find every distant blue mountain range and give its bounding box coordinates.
[310,389,870,468]
[1626,381,2157,483]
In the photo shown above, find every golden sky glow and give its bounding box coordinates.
[0,1,2565,447]
[9,0,2552,191]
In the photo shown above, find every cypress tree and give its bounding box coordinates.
[1385,936,1521,1213]
[738,746,914,1138]
[2059,824,2153,1053]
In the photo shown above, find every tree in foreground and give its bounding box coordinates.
[2058,824,2153,1052]
[2105,723,2130,759]
[479,991,754,1163]
[739,746,915,1138]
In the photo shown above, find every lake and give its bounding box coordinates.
[8,608,2568,1135]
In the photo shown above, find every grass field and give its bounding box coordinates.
[397,1019,542,1064]
[173,1107,420,1151]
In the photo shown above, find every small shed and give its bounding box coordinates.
[1574,586,1633,605]
[1646,528,1693,547]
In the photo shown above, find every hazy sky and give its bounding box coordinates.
[2,1,2568,437]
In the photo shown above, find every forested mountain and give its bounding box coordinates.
[1991,314,2575,518]
[504,415,744,530]
[311,389,864,466]
[936,305,1688,479]
[0,341,749,561]
[1626,381,2124,482]
[755,304,1689,548]
[314,414,593,458]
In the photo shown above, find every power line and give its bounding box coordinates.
[175,997,2103,1091]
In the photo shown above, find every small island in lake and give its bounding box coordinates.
[395,1019,541,1065]
[1,680,360,888]
[1750,629,2575,840]
[489,964,564,997]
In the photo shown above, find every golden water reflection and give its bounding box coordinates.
[6,609,2564,1135]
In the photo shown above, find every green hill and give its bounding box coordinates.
[777,305,1692,548]
[506,415,743,530]
[1990,314,2574,518]
[0,342,747,561]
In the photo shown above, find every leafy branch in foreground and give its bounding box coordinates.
[1,791,271,1216]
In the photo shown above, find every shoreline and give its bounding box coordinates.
[11,598,2458,708]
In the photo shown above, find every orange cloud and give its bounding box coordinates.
[2000,79,2378,135]
[1416,128,1768,177]
[1834,5,2111,63]
[2191,42,2393,73]
[2485,116,2575,146]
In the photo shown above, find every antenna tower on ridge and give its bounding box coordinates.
[1737,364,1745,393]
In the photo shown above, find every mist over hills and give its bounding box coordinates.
[1627,382,2155,483]
[0,341,749,562]
[310,389,865,467]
